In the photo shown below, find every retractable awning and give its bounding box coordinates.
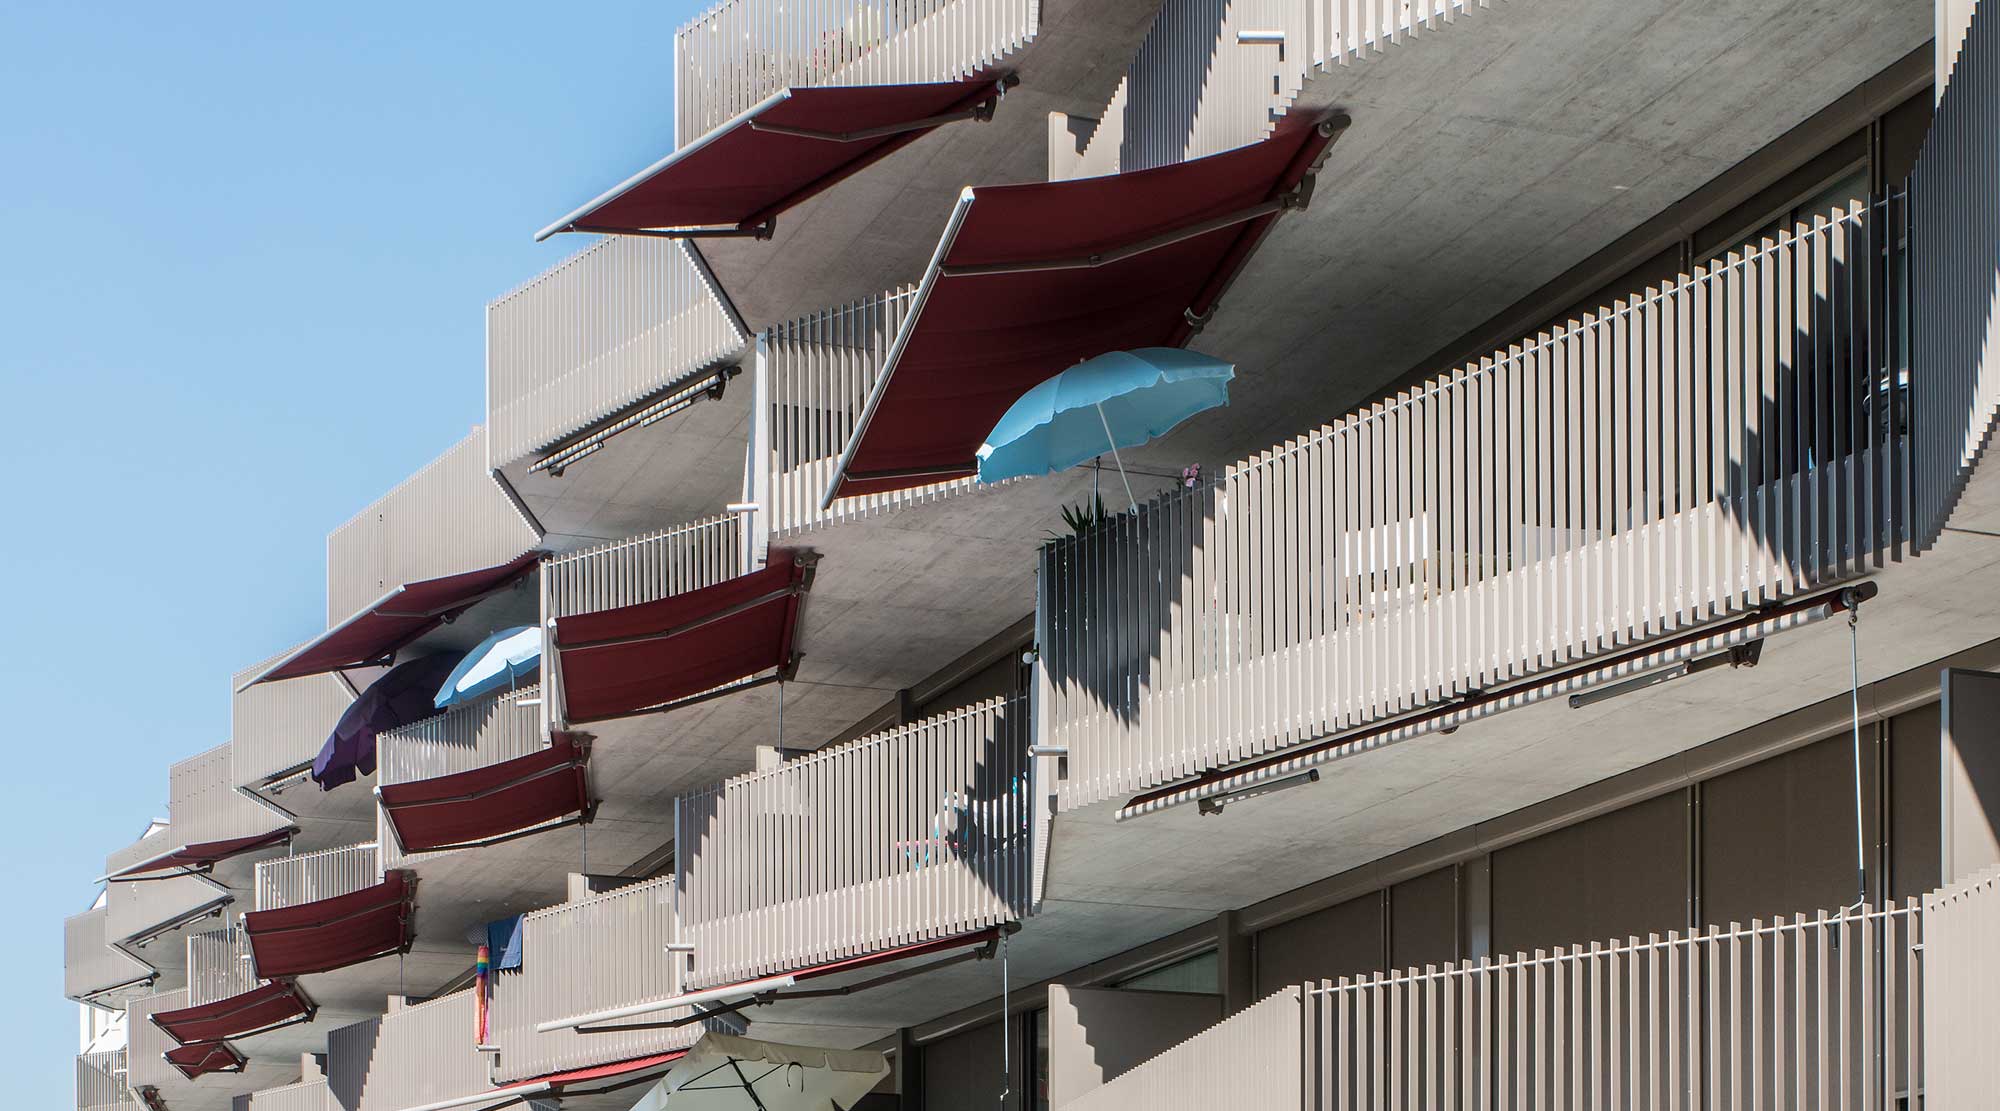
[551,549,815,724]
[504,1051,691,1097]
[535,78,1015,242]
[378,736,591,853]
[151,981,315,1043]
[164,1041,245,1080]
[823,116,1348,503]
[106,828,295,881]
[242,870,415,978]
[239,552,543,689]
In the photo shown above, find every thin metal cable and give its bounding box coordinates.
[777,680,786,761]
[1850,600,1869,908]
[999,930,1011,1110]
[581,816,589,875]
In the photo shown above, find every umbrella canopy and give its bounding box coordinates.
[974,348,1235,487]
[312,654,458,791]
[434,625,542,710]
[629,1034,889,1111]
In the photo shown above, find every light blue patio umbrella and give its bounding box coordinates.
[975,348,1234,508]
[434,625,542,710]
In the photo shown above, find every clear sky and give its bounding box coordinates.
[0,3,697,1102]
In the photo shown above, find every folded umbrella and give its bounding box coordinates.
[312,654,459,791]
[629,1034,889,1111]
[975,347,1234,508]
[434,625,542,710]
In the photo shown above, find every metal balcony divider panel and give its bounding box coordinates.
[255,843,383,912]
[76,1048,136,1111]
[1061,987,1303,1111]
[246,1078,332,1111]
[485,237,749,470]
[1922,867,2000,1104]
[327,991,488,1111]
[489,876,698,1083]
[65,906,154,1001]
[674,0,1040,146]
[126,990,191,1098]
[674,694,1031,990]
[1040,201,1914,811]
[1304,901,1925,1110]
[325,427,542,624]
[186,924,260,1009]
[1909,0,2000,549]
[1081,0,1497,173]
[763,285,1007,535]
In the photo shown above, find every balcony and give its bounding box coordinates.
[229,644,359,790]
[1051,873,2000,1111]
[1038,200,1920,816]
[324,426,542,626]
[247,843,416,980]
[674,694,1037,991]
[65,905,155,1005]
[175,924,315,1043]
[487,876,701,1084]
[375,686,561,867]
[124,986,297,1109]
[485,236,751,545]
[75,1048,136,1111]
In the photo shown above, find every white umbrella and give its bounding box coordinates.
[630,1034,889,1111]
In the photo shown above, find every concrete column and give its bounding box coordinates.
[1216,910,1254,1014]
[1941,668,2000,881]
[892,1027,923,1111]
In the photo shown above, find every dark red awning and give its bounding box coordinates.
[378,737,590,853]
[164,1042,246,1080]
[152,981,314,1043]
[242,870,415,978]
[825,117,1346,502]
[536,79,1013,241]
[241,552,542,688]
[106,828,295,881]
[506,1050,690,1094]
[552,550,813,724]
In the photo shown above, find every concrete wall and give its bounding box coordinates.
[1045,985,1221,1108]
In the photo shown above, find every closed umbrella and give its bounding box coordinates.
[975,347,1234,507]
[312,654,458,791]
[628,1034,889,1111]
[434,625,542,710]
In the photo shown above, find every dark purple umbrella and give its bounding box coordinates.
[313,654,460,791]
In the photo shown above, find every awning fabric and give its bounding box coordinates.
[242,552,542,688]
[378,736,590,852]
[505,1051,691,1094]
[535,79,1012,240]
[826,117,1344,502]
[107,828,295,881]
[151,981,314,1043]
[164,1041,246,1080]
[242,870,415,978]
[552,550,811,724]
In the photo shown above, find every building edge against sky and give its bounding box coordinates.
[62,0,2000,1109]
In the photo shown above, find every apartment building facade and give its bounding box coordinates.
[65,0,2000,1107]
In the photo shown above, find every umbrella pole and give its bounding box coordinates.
[1094,403,1138,513]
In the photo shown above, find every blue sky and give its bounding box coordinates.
[0,3,696,1101]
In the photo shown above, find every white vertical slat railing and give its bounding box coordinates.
[75,1048,135,1111]
[327,991,489,1111]
[675,0,1040,146]
[1920,867,2000,1105]
[185,922,260,1008]
[1041,201,1912,810]
[485,236,748,472]
[255,843,382,912]
[1306,904,1923,1110]
[1062,988,1304,1111]
[489,876,700,1083]
[675,694,1032,989]
[246,1077,332,1111]
[762,286,1015,536]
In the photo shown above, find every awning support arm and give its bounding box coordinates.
[564,221,777,241]
[378,757,587,811]
[746,99,1000,144]
[570,663,795,725]
[393,803,598,856]
[559,583,807,653]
